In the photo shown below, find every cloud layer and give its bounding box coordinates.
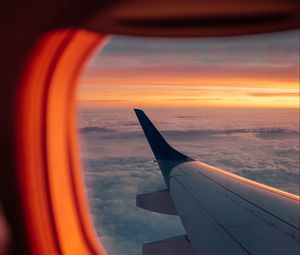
[78,108,299,255]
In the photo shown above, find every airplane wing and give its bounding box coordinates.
[134,109,300,255]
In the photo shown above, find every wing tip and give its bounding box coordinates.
[134,108,143,114]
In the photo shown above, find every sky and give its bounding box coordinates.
[76,31,299,255]
[77,30,299,109]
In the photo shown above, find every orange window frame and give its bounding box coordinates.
[16,29,106,255]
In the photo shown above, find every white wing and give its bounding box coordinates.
[134,109,300,255]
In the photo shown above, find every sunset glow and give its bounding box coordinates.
[77,31,299,109]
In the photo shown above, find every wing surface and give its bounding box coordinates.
[134,109,300,255]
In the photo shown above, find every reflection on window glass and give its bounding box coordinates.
[77,30,299,255]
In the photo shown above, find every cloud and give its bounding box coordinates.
[79,126,298,140]
[247,92,299,97]
[166,98,223,101]
[176,115,194,119]
[79,100,129,102]
[124,122,140,126]
[83,157,185,255]
[79,127,114,134]
[81,30,299,88]
[79,108,299,255]
[93,31,298,61]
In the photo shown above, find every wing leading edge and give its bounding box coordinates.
[134,109,300,255]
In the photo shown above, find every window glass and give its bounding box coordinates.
[77,30,299,255]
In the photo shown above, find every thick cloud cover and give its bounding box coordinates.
[83,31,299,86]
[78,108,299,255]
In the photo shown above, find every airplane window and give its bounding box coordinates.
[76,30,299,255]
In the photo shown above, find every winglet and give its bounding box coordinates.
[134,109,192,162]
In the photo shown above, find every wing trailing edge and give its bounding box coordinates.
[143,235,196,255]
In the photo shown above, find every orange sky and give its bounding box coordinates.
[77,31,299,109]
